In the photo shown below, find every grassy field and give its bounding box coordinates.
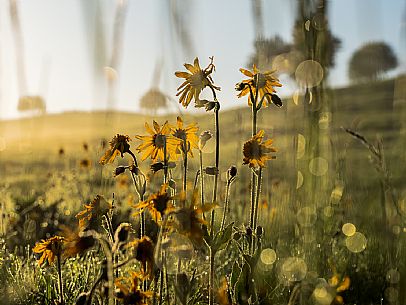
[0,75,406,305]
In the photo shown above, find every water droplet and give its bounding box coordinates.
[345,232,367,253]
[305,20,311,31]
[295,60,324,88]
[297,207,317,227]
[297,134,306,159]
[260,248,277,265]
[296,171,304,189]
[342,223,356,237]
[293,90,300,105]
[309,157,328,176]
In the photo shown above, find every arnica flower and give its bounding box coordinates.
[115,271,152,305]
[76,195,112,231]
[329,275,350,305]
[172,116,199,157]
[127,237,155,279]
[99,134,131,165]
[198,130,213,151]
[60,225,95,258]
[33,235,64,266]
[236,64,282,108]
[175,57,220,108]
[133,184,173,223]
[243,130,277,168]
[171,191,215,247]
[135,121,181,162]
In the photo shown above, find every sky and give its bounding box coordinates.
[0,0,405,119]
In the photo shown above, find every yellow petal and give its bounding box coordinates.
[239,68,254,77]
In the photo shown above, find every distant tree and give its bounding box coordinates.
[139,88,168,115]
[349,42,398,82]
[248,35,292,71]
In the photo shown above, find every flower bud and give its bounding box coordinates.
[235,82,246,91]
[227,165,237,182]
[114,166,126,177]
[114,223,132,243]
[256,226,263,238]
[271,94,282,107]
[205,166,218,176]
[199,131,213,151]
[150,162,164,173]
[246,226,253,237]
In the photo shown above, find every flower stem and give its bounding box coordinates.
[57,254,64,305]
[220,181,231,231]
[210,107,220,235]
[208,246,215,305]
[253,168,262,233]
[199,151,206,221]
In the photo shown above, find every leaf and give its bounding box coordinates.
[212,222,234,253]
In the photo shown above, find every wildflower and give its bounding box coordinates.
[60,225,95,258]
[58,148,65,156]
[236,65,282,108]
[76,195,112,230]
[135,121,181,161]
[33,235,64,266]
[175,57,220,108]
[171,191,215,247]
[115,271,152,305]
[329,275,350,305]
[198,131,213,151]
[242,130,277,168]
[79,159,92,168]
[127,237,155,278]
[99,134,131,165]
[172,116,199,157]
[133,184,173,223]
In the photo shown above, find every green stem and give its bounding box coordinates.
[163,138,168,184]
[199,151,206,221]
[57,254,64,305]
[208,247,215,305]
[253,168,263,235]
[210,107,220,235]
[220,181,231,231]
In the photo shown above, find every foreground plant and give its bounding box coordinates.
[236,64,282,254]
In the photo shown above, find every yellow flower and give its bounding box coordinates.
[170,191,215,247]
[329,275,350,305]
[135,121,181,162]
[172,116,199,157]
[115,271,152,305]
[175,57,220,108]
[99,134,131,165]
[76,195,112,230]
[60,225,95,258]
[133,184,173,223]
[127,237,155,279]
[237,65,282,107]
[33,236,64,266]
[243,130,276,168]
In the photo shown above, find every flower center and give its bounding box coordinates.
[153,134,166,148]
[189,71,207,88]
[254,73,266,88]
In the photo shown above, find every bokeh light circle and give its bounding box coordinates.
[345,232,367,253]
[386,269,400,284]
[342,223,356,237]
[260,248,277,265]
[297,207,317,227]
[295,60,324,88]
[279,257,308,283]
[309,157,328,176]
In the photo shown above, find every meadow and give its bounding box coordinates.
[0,60,405,305]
